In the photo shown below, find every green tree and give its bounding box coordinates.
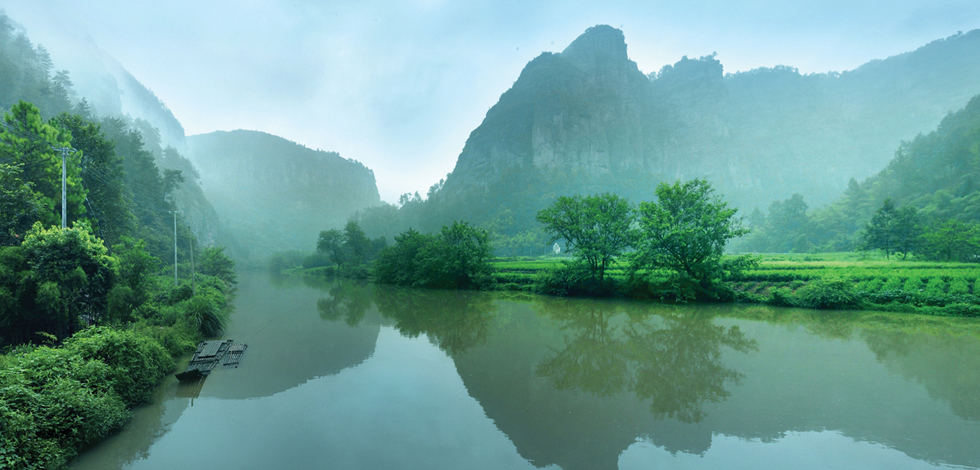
[374,222,494,290]
[52,113,134,246]
[19,222,116,340]
[0,101,86,228]
[317,228,343,259]
[0,162,42,246]
[862,199,897,258]
[891,206,922,259]
[862,199,922,259]
[766,193,812,252]
[632,179,748,298]
[341,220,371,266]
[106,237,159,322]
[199,246,236,286]
[536,193,633,284]
[418,221,494,289]
[920,219,980,262]
[373,228,430,286]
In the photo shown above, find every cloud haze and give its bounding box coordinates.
[4,0,978,202]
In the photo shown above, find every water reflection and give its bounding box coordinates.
[372,286,495,356]
[71,275,980,470]
[535,300,756,423]
[317,280,374,326]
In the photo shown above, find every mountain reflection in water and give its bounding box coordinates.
[69,274,980,470]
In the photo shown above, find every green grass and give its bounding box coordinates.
[489,253,980,316]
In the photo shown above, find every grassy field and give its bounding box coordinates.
[490,254,980,316]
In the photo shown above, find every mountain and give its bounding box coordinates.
[416,25,980,240]
[803,94,980,250]
[186,130,381,263]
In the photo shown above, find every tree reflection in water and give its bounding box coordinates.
[372,286,496,356]
[536,300,757,423]
[317,280,374,326]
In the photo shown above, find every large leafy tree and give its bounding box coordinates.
[0,101,86,228]
[2,222,117,343]
[52,113,134,246]
[632,179,748,297]
[199,246,237,286]
[0,162,42,245]
[919,219,980,262]
[417,221,493,289]
[536,193,633,284]
[862,199,922,259]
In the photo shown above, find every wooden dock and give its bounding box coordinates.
[176,340,237,382]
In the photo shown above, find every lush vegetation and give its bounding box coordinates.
[373,221,494,290]
[0,48,238,467]
[740,94,980,257]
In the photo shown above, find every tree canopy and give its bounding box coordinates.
[536,193,633,284]
[632,179,748,297]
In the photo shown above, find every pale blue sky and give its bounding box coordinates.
[4,0,979,202]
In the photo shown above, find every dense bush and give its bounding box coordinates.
[64,327,175,407]
[794,279,860,309]
[184,288,229,337]
[374,222,494,290]
[0,325,182,469]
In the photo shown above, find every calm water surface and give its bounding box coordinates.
[70,273,980,470]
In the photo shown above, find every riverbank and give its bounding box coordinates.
[289,252,980,317]
[489,254,980,316]
[0,276,234,470]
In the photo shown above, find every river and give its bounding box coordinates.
[69,272,980,470]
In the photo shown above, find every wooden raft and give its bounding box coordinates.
[176,340,234,382]
[224,343,248,367]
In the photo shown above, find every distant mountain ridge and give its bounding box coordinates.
[187,130,381,262]
[423,25,980,239]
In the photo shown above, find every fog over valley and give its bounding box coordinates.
[5,4,980,470]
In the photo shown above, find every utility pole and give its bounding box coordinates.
[59,147,69,229]
[189,227,196,296]
[171,210,181,286]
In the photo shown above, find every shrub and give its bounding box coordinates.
[184,289,228,337]
[767,287,797,307]
[949,278,971,296]
[167,283,194,305]
[64,327,175,408]
[944,302,980,317]
[924,277,947,297]
[0,345,129,469]
[795,279,860,309]
[903,277,925,293]
[881,276,904,291]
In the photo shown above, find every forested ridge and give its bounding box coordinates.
[353,26,980,256]
[742,94,980,259]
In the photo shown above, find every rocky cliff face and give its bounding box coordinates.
[187,130,381,263]
[439,25,980,221]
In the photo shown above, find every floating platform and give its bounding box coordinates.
[176,339,235,382]
[224,343,248,367]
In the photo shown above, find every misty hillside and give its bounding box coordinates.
[411,25,980,240]
[186,130,381,262]
[0,11,245,256]
[807,94,980,250]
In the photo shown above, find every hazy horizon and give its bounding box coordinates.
[4,0,979,203]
